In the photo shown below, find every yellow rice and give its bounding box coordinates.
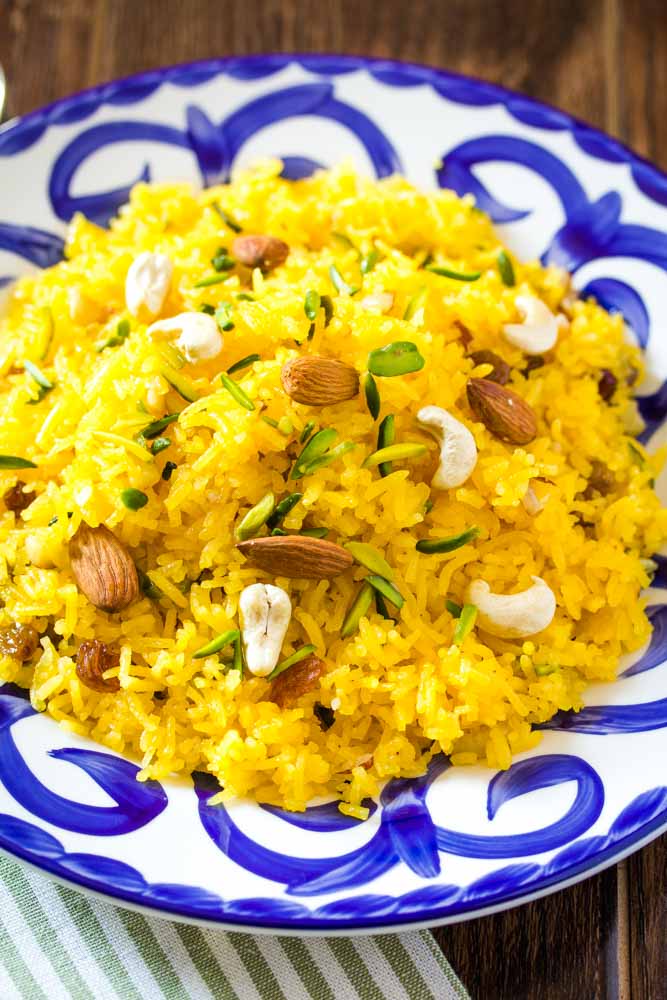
[1,160,665,816]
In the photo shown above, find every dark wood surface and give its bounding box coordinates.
[1,2,665,997]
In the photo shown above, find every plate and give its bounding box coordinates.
[0,54,666,934]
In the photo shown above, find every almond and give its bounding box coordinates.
[232,234,289,271]
[281,356,359,406]
[69,524,139,612]
[466,377,537,445]
[237,535,354,579]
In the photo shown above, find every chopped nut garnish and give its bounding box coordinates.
[232,235,289,272]
[468,350,511,385]
[598,369,618,402]
[466,378,538,444]
[269,652,326,708]
[69,524,139,612]
[0,623,39,661]
[3,481,35,513]
[76,639,120,693]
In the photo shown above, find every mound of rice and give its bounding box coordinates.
[0,161,665,816]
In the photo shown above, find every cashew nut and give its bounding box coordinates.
[239,583,292,677]
[359,292,394,314]
[503,295,559,355]
[125,251,173,317]
[467,576,556,637]
[148,312,223,363]
[417,406,477,490]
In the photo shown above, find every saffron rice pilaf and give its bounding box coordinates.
[0,161,664,816]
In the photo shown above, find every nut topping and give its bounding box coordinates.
[281,356,359,407]
[69,524,139,612]
[466,378,538,445]
[468,350,511,385]
[237,535,354,579]
[3,481,35,513]
[232,235,289,271]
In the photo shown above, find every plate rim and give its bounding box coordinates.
[0,52,665,933]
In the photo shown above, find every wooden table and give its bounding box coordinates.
[1,1,665,997]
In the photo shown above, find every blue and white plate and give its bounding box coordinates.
[1,55,666,933]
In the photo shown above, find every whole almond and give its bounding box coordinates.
[69,524,139,612]
[466,377,537,444]
[232,234,289,271]
[281,356,359,406]
[237,535,354,579]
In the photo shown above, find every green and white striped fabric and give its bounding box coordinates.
[0,857,469,999]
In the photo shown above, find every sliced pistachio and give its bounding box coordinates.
[454,604,478,645]
[341,582,374,638]
[416,527,479,553]
[193,629,240,659]
[344,541,394,580]
[362,442,427,469]
[366,574,404,609]
[236,492,275,540]
[364,373,381,420]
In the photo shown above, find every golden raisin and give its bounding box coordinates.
[3,482,35,513]
[0,623,40,661]
[583,460,616,499]
[269,653,325,708]
[76,640,120,693]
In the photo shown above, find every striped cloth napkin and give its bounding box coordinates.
[0,857,469,999]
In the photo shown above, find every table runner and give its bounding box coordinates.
[0,856,469,999]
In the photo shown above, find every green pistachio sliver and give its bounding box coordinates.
[535,663,558,676]
[329,263,359,297]
[161,363,199,402]
[121,488,148,511]
[138,412,180,440]
[445,599,462,618]
[199,303,215,315]
[95,318,131,352]
[301,441,355,475]
[416,527,479,554]
[0,455,37,469]
[193,628,240,659]
[424,499,434,514]
[215,303,235,332]
[268,643,317,681]
[236,492,275,540]
[194,274,231,288]
[377,413,395,477]
[307,322,316,341]
[497,250,516,287]
[364,373,381,420]
[150,437,171,455]
[403,287,428,323]
[300,420,316,444]
[375,590,395,621]
[321,295,334,326]
[360,248,379,274]
[271,528,288,536]
[454,603,478,645]
[220,373,255,411]
[344,541,393,580]
[367,341,425,377]
[232,634,243,673]
[262,416,279,428]
[24,360,54,390]
[304,289,321,321]
[363,442,427,469]
[366,574,404,609]
[291,427,337,479]
[331,232,360,257]
[277,416,293,436]
[212,251,235,272]
[227,353,260,376]
[267,492,303,529]
[341,582,374,638]
[301,527,329,538]
[425,265,481,282]
[212,202,242,232]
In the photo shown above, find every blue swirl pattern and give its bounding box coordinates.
[0,55,666,930]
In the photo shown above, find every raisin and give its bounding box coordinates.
[313,702,335,731]
[76,640,120,693]
[0,623,39,661]
[269,653,325,708]
[468,350,511,385]
[582,460,616,499]
[3,482,35,513]
[523,356,545,376]
[598,369,618,402]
